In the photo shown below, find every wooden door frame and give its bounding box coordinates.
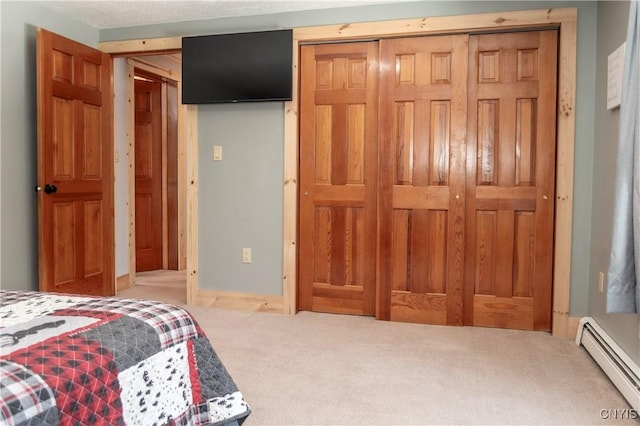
[99,7,578,337]
[130,62,182,274]
[97,39,195,302]
[125,56,194,301]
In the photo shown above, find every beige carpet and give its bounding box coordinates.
[118,278,638,425]
[124,270,187,305]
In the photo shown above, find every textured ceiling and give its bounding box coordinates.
[36,0,408,29]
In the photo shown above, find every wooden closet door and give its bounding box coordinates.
[298,42,379,315]
[377,35,468,325]
[465,30,558,331]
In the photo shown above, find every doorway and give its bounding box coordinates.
[134,72,163,271]
[118,53,187,302]
[133,67,180,272]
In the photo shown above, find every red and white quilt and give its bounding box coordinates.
[0,290,251,426]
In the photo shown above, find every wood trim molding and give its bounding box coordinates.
[99,37,181,54]
[184,105,198,305]
[293,8,576,41]
[567,316,582,340]
[177,82,188,271]
[552,19,578,338]
[161,82,169,269]
[116,273,131,292]
[282,39,300,315]
[125,60,137,291]
[128,57,181,81]
[195,288,284,313]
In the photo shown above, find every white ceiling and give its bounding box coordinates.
[36,0,411,29]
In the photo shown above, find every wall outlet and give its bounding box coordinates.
[242,247,251,264]
[599,272,605,293]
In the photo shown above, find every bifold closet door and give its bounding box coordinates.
[298,42,379,315]
[377,35,468,325]
[465,30,558,331]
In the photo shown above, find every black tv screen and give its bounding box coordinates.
[182,29,293,104]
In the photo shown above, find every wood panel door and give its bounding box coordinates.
[298,42,379,315]
[134,78,163,272]
[36,29,114,296]
[377,35,468,325]
[465,30,558,331]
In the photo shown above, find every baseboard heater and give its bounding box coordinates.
[575,317,640,411]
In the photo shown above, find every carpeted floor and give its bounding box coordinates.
[118,273,638,425]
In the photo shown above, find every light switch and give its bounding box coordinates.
[242,248,251,264]
[599,272,605,293]
[213,145,223,161]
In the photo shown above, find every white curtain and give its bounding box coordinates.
[607,0,640,314]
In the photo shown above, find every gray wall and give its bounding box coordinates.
[101,1,599,312]
[0,1,98,290]
[0,1,600,319]
[198,103,284,295]
[590,0,639,363]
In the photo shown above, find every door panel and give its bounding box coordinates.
[135,79,163,272]
[37,28,114,296]
[378,35,467,325]
[465,30,557,331]
[298,42,379,315]
[297,30,557,330]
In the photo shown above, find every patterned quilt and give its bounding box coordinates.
[0,290,251,426]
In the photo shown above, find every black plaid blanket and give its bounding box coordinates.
[0,290,251,426]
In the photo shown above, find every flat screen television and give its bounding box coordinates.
[182,29,293,104]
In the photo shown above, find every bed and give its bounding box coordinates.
[0,290,251,426]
